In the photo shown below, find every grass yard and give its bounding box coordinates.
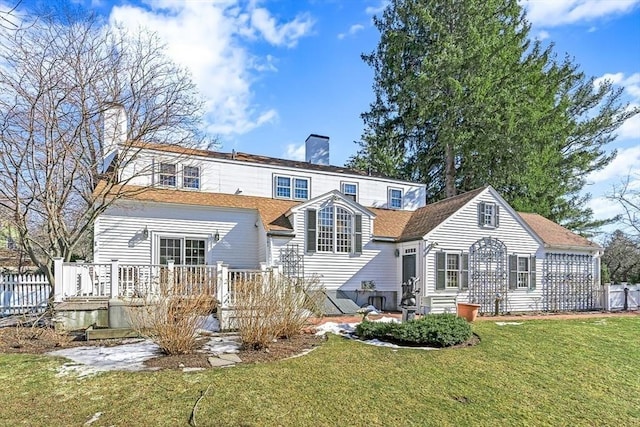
[1,316,639,426]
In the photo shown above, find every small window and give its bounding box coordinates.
[446,254,460,288]
[389,188,403,209]
[275,176,291,198]
[341,182,358,202]
[478,202,499,227]
[6,235,17,250]
[436,252,469,290]
[517,257,529,288]
[294,178,309,200]
[159,163,177,187]
[183,166,200,189]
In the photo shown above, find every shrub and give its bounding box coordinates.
[233,273,324,350]
[355,314,472,347]
[354,320,397,340]
[129,279,217,355]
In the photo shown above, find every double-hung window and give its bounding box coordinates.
[388,188,403,209]
[509,255,536,290]
[478,202,499,228]
[183,166,200,189]
[436,252,469,290]
[341,182,358,202]
[159,163,177,187]
[274,175,309,200]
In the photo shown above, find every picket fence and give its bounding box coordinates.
[0,274,51,316]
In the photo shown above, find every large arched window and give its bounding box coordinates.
[306,205,362,254]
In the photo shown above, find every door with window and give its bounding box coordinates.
[158,237,209,292]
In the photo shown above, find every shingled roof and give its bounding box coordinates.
[518,212,600,249]
[399,187,487,241]
[131,142,401,180]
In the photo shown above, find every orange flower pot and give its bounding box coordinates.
[457,302,481,322]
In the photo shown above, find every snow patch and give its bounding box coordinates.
[495,322,523,326]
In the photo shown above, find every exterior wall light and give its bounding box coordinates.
[214,230,220,242]
[142,226,149,240]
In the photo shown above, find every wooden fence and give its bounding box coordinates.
[605,284,639,311]
[0,274,51,316]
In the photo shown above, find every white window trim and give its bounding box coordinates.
[445,253,461,289]
[274,174,310,200]
[153,233,211,265]
[182,165,201,190]
[482,202,497,228]
[516,255,530,289]
[388,187,404,209]
[316,204,356,254]
[158,162,177,187]
[341,181,358,202]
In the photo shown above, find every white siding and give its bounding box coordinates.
[270,198,399,292]
[120,149,426,210]
[94,201,261,269]
[421,189,543,312]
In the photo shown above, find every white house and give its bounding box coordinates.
[93,109,602,315]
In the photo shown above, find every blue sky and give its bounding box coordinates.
[6,0,640,229]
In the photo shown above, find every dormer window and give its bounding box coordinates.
[388,188,403,209]
[159,163,177,187]
[183,166,200,189]
[341,182,358,202]
[478,202,499,228]
[274,175,309,200]
[306,205,362,254]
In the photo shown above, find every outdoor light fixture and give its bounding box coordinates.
[214,230,220,242]
[142,226,149,240]
[394,248,400,257]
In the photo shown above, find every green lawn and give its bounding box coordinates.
[1,317,639,426]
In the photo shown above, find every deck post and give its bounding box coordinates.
[53,257,64,302]
[216,261,228,307]
[110,259,119,298]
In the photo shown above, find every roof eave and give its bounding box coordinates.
[544,243,602,252]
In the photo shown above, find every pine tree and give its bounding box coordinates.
[350,0,637,234]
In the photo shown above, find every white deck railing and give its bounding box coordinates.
[0,274,51,316]
[54,258,269,308]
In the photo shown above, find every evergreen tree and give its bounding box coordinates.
[350,0,637,233]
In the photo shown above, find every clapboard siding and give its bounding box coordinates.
[270,198,400,292]
[94,201,261,269]
[421,188,542,311]
[121,149,426,210]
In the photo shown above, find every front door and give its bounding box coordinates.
[402,254,416,284]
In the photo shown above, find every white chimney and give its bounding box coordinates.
[305,134,330,165]
[102,103,127,173]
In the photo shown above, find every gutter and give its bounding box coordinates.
[544,243,603,252]
[267,230,295,237]
[371,236,397,242]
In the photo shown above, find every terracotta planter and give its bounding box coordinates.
[457,302,481,322]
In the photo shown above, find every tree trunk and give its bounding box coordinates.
[445,141,457,197]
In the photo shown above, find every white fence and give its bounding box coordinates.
[54,258,271,308]
[0,274,51,316]
[605,284,639,311]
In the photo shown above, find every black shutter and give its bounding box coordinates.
[461,253,469,290]
[495,205,500,227]
[478,202,485,227]
[529,255,537,290]
[509,255,518,290]
[436,252,446,290]
[354,214,362,254]
[306,209,316,253]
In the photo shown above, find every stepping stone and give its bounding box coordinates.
[208,357,236,367]
[218,353,242,363]
[182,367,205,372]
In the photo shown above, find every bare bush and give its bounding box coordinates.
[233,272,324,350]
[130,279,217,355]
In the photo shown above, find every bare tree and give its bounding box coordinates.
[0,10,208,288]
[0,1,21,30]
[601,230,640,283]
[610,173,640,238]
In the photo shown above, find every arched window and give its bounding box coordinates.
[309,205,361,254]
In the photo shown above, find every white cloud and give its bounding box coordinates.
[365,1,389,15]
[589,146,640,183]
[338,24,365,40]
[250,8,314,48]
[594,73,640,141]
[618,104,640,140]
[536,30,550,40]
[589,195,625,220]
[109,1,313,136]
[521,0,640,27]
[285,143,305,161]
